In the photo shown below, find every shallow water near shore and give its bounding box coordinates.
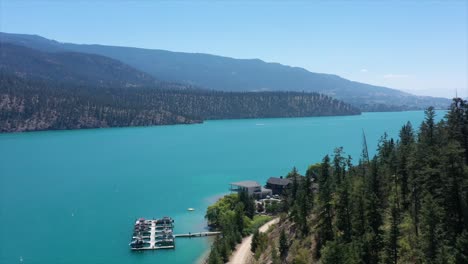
[0,111,445,264]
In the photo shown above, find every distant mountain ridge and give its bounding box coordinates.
[0,32,450,111]
[0,43,156,87]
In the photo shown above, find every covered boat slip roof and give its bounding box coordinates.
[230,180,261,188]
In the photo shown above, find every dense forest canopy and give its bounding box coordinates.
[0,73,360,132]
[245,99,468,264]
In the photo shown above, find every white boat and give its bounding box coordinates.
[187,208,195,211]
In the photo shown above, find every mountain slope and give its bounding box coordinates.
[0,32,451,111]
[0,44,360,132]
[0,42,156,87]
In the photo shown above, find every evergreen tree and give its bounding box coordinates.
[279,229,289,260]
[251,229,260,253]
[446,98,468,165]
[234,203,245,234]
[397,122,415,210]
[271,243,280,264]
[316,155,334,254]
[419,193,444,262]
[383,177,401,264]
[455,230,468,264]
[207,239,224,264]
[336,177,352,242]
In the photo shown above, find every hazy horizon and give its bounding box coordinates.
[1,0,466,98]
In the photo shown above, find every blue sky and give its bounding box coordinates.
[1,0,467,98]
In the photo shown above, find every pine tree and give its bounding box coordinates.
[251,229,259,253]
[419,193,444,261]
[303,172,314,213]
[316,155,334,252]
[207,239,224,264]
[383,176,400,264]
[336,177,352,242]
[279,229,288,260]
[455,230,468,264]
[333,147,345,186]
[397,122,414,210]
[234,203,245,234]
[446,98,468,164]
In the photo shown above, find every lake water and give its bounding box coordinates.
[0,111,445,264]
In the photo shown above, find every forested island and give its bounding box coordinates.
[205,99,468,264]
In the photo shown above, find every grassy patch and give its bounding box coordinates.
[245,215,273,234]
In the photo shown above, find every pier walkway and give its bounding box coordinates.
[174,231,221,238]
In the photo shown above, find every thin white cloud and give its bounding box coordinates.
[383,73,410,79]
[360,69,368,73]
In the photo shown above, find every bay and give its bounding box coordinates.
[0,111,445,264]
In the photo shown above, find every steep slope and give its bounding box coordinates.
[0,32,451,111]
[0,42,156,87]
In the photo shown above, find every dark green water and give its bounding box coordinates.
[0,111,445,263]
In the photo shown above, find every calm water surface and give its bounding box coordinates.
[0,111,445,264]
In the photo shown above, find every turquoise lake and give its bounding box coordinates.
[0,111,445,264]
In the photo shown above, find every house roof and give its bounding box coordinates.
[230,180,261,188]
[267,177,292,186]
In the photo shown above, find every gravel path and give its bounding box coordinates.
[228,218,279,264]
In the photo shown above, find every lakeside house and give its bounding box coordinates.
[266,176,292,195]
[229,180,272,199]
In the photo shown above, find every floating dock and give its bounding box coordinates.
[130,217,176,251]
[130,217,221,251]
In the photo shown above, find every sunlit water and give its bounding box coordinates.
[0,111,445,263]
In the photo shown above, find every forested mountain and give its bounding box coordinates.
[0,74,360,132]
[0,41,361,132]
[0,43,156,87]
[0,32,451,111]
[244,102,468,264]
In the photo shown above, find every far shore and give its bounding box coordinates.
[2,109,450,135]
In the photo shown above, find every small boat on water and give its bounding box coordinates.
[129,237,146,248]
[187,208,195,211]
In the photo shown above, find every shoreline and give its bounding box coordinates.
[1,109,448,135]
[0,112,363,134]
[196,236,216,264]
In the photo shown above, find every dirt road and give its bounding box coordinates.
[228,218,279,264]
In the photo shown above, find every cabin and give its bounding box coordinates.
[266,176,292,195]
[229,180,272,199]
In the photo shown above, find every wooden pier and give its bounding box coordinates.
[174,231,221,238]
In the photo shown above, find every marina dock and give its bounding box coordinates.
[130,217,221,251]
[130,217,176,251]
